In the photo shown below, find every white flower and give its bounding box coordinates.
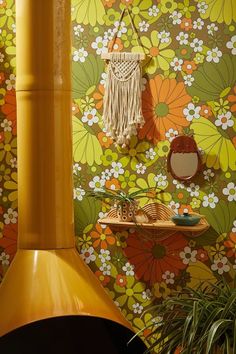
[176,31,188,45]
[183,74,195,87]
[142,289,152,300]
[113,21,127,37]
[197,1,208,14]
[202,193,219,208]
[206,47,222,63]
[132,303,143,315]
[207,23,218,36]
[162,270,175,284]
[173,179,185,189]
[136,163,146,174]
[180,246,197,265]
[110,162,124,178]
[99,249,111,263]
[215,111,234,130]
[11,24,16,33]
[168,200,180,214]
[5,74,16,90]
[190,38,203,53]
[89,176,105,191]
[139,21,149,32]
[232,220,236,233]
[1,119,12,132]
[226,35,236,55]
[100,72,107,87]
[122,262,134,276]
[148,5,159,17]
[73,187,85,201]
[91,36,108,55]
[170,57,183,71]
[3,208,18,224]
[99,262,111,275]
[0,252,10,266]
[223,182,236,202]
[73,163,82,174]
[193,18,204,30]
[98,211,108,219]
[104,29,115,41]
[82,108,99,126]
[73,47,88,62]
[203,168,214,181]
[165,128,178,141]
[211,257,230,275]
[158,31,170,43]
[0,52,4,63]
[170,11,182,25]
[73,24,84,36]
[101,169,112,181]
[154,173,167,188]
[186,183,200,197]
[80,247,96,264]
[145,148,156,160]
[183,103,201,121]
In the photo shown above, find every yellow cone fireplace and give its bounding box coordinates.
[0,1,146,353]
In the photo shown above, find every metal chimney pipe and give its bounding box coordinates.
[0,1,146,352]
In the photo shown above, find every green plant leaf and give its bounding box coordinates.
[72,116,102,166]
[206,319,232,354]
[72,54,104,99]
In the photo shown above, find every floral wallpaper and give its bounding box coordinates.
[1,0,236,350]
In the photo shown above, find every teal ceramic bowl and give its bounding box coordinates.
[171,213,201,226]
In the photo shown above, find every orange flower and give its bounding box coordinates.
[1,89,16,135]
[0,72,5,84]
[0,223,17,261]
[224,232,236,258]
[228,86,236,112]
[95,270,110,286]
[179,205,193,214]
[182,60,197,74]
[72,102,80,115]
[180,18,193,31]
[200,104,212,118]
[108,38,123,52]
[98,131,113,148]
[196,249,208,262]
[105,178,121,190]
[93,84,105,110]
[91,223,115,249]
[124,233,188,285]
[116,274,127,287]
[102,0,115,7]
[139,75,191,142]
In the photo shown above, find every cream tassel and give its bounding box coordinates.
[103,52,144,147]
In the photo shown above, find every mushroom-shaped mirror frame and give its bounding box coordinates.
[167,135,202,182]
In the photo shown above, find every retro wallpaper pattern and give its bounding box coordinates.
[0,0,236,350]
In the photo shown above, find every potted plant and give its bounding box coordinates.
[86,187,164,222]
[135,278,235,354]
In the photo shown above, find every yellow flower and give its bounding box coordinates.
[71,0,105,26]
[178,0,195,18]
[4,172,17,209]
[0,131,17,165]
[0,0,15,30]
[0,88,6,105]
[153,281,171,299]
[118,136,149,170]
[132,30,175,74]
[209,243,226,260]
[156,140,170,157]
[201,0,236,25]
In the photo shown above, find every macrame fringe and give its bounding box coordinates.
[103,52,144,147]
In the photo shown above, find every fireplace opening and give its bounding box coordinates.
[0,316,146,353]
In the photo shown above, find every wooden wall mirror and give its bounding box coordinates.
[167,135,202,182]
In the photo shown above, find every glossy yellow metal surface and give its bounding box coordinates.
[0,0,135,340]
[15,0,71,91]
[0,249,133,337]
[17,91,74,249]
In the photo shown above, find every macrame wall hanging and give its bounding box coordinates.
[101,7,146,147]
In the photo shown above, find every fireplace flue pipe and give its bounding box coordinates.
[0,1,146,353]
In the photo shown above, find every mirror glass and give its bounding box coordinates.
[167,136,201,182]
